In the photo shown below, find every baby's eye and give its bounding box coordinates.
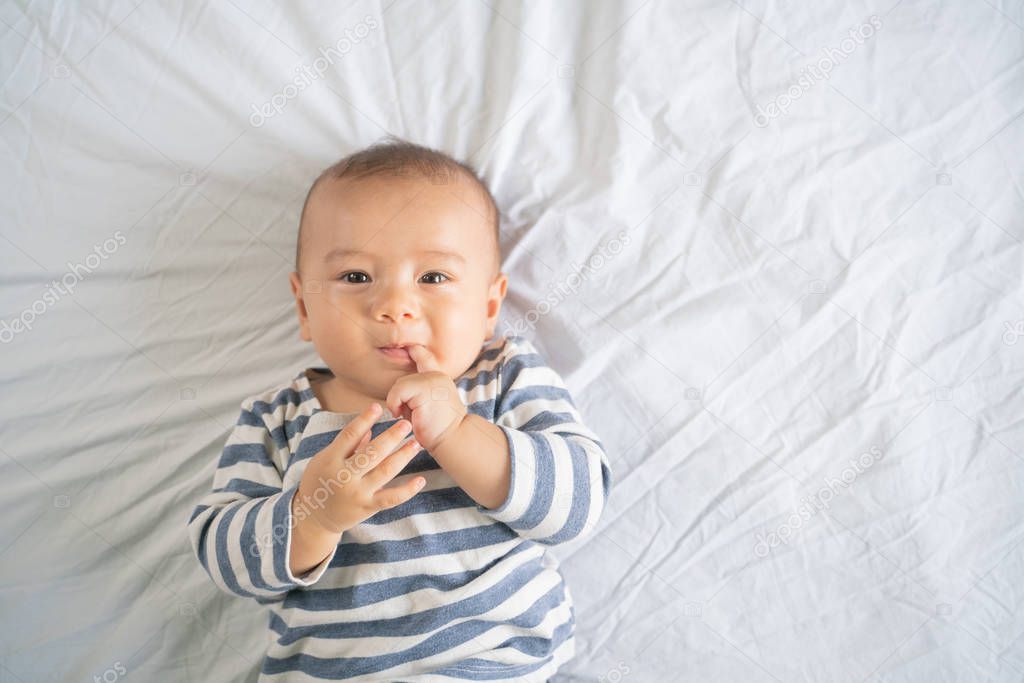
[336,271,450,284]
[421,272,450,284]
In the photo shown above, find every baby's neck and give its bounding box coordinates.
[309,372,388,416]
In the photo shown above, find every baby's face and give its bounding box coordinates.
[289,173,507,405]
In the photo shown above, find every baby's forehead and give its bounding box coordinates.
[304,173,494,260]
[309,173,491,233]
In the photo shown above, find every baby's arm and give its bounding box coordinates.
[186,398,337,603]
[433,337,613,545]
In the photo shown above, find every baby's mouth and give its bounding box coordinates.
[377,344,414,363]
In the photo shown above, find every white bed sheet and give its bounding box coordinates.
[2,0,1023,681]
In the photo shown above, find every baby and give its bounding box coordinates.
[187,137,613,681]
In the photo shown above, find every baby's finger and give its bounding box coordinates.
[346,419,413,479]
[353,429,371,452]
[371,474,427,511]
[329,403,381,458]
[361,419,413,468]
[362,438,422,491]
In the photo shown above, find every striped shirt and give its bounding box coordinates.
[187,334,613,681]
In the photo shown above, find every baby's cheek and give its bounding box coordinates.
[320,285,355,308]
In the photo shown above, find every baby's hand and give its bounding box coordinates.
[386,344,468,453]
[295,403,425,535]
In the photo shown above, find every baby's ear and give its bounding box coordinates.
[483,273,508,342]
[485,272,505,323]
[488,271,508,303]
[288,271,314,342]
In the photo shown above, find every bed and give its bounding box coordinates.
[2,0,1023,680]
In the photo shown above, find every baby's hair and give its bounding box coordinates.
[295,135,501,276]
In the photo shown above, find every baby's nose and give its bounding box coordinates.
[373,292,418,322]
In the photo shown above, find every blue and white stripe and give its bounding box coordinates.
[187,335,612,681]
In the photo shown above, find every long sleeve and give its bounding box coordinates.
[186,397,337,603]
[475,337,613,546]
